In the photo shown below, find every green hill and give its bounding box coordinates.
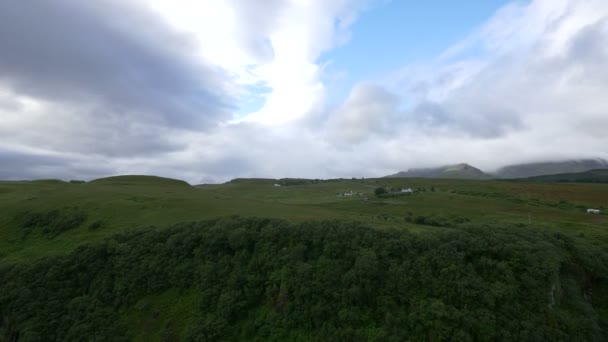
[90,175,191,187]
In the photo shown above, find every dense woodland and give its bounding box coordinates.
[1,216,607,341]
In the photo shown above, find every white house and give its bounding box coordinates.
[273,183,281,187]
[338,190,355,197]
[587,209,601,214]
[401,188,413,193]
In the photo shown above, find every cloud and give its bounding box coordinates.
[0,0,233,129]
[325,83,400,144]
[371,0,608,167]
[2,0,608,183]
[0,0,376,181]
[0,147,115,181]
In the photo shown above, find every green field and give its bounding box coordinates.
[1,176,608,340]
[1,176,607,262]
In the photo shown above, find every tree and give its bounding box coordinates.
[374,187,387,196]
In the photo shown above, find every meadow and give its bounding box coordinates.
[1,176,606,262]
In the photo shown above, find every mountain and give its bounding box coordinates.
[516,169,608,183]
[494,159,608,179]
[385,163,490,179]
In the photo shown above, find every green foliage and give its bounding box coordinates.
[374,187,387,196]
[377,192,410,199]
[1,217,607,341]
[88,220,107,231]
[406,213,471,227]
[18,207,87,238]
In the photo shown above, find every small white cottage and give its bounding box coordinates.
[587,209,601,214]
[401,188,413,193]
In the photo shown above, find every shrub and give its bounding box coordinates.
[88,220,106,231]
[374,187,387,196]
[19,207,88,238]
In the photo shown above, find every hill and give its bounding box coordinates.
[517,169,608,183]
[90,175,190,187]
[385,163,490,179]
[495,159,608,179]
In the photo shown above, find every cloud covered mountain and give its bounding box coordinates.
[385,163,489,179]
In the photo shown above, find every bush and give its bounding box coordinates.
[374,187,387,196]
[19,207,87,238]
[88,220,106,231]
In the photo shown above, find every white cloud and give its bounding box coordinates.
[2,0,608,183]
[145,0,371,123]
[325,83,400,144]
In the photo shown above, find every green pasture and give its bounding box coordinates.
[1,175,607,262]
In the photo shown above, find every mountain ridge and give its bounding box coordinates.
[385,159,608,179]
[384,163,490,179]
[494,159,608,179]
[514,168,608,183]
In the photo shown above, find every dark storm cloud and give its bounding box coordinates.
[2,97,192,158]
[0,0,232,129]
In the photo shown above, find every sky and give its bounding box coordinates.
[1,0,608,183]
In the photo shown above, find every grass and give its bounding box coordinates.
[1,176,607,262]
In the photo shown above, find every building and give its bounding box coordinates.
[587,209,601,214]
[273,183,281,187]
[401,188,413,193]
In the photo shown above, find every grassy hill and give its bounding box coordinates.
[1,176,608,340]
[90,175,191,187]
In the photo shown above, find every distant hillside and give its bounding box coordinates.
[90,175,190,186]
[495,159,608,179]
[516,169,608,184]
[228,178,323,186]
[227,178,277,184]
[28,179,67,184]
[385,163,490,179]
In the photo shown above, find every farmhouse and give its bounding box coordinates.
[401,188,413,193]
[273,183,281,187]
[337,190,356,197]
[587,209,601,214]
